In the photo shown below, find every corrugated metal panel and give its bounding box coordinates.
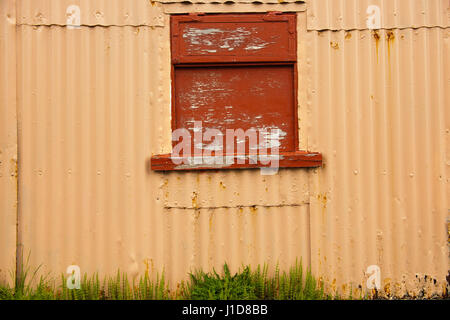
[307,0,449,31]
[155,0,305,3]
[163,170,310,209]
[0,0,17,286]
[15,11,311,287]
[306,26,449,297]
[163,205,311,284]
[162,2,306,14]
[17,0,165,26]
[16,20,170,281]
[16,0,307,26]
[3,0,448,298]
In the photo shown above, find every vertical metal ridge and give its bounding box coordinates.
[421,27,433,280]
[391,28,407,293]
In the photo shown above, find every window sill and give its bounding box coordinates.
[150,151,322,171]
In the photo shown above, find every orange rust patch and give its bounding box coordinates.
[386,30,395,79]
[191,191,198,208]
[386,30,395,42]
[10,158,18,178]
[373,30,380,63]
[317,193,328,209]
[330,41,339,50]
[386,30,395,59]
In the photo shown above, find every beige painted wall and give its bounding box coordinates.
[0,0,448,297]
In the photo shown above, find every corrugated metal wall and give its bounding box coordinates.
[306,26,449,297]
[307,0,449,30]
[0,0,17,286]
[13,1,311,288]
[1,0,449,298]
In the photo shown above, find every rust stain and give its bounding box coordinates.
[383,278,392,297]
[208,211,214,232]
[345,32,352,40]
[191,191,198,209]
[447,218,450,252]
[162,178,169,202]
[143,258,154,275]
[386,30,395,79]
[317,193,328,209]
[376,230,383,264]
[331,278,337,293]
[341,283,348,295]
[373,30,380,64]
[10,158,18,178]
[330,41,339,50]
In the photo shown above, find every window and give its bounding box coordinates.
[151,13,322,171]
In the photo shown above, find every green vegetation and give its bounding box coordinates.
[0,258,333,300]
[181,261,330,300]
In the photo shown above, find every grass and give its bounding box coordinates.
[180,261,331,300]
[0,258,336,300]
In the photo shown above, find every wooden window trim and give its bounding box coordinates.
[151,151,322,171]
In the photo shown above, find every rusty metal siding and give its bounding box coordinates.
[1,0,448,298]
[163,205,311,284]
[14,8,311,286]
[307,0,449,31]
[17,0,165,26]
[16,21,171,279]
[306,26,449,297]
[162,3,306,14]
[0,0,17,285]
[15,0,306,26]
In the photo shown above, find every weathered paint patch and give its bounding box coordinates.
[173,14,296,62]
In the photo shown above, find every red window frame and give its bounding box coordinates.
[151,13,322,171]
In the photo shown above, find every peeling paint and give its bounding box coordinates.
[183,26,252,52]
[244,43,271,51]
[180,21,288,57]
[249,126,287,150]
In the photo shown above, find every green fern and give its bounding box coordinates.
[1,257,339,300]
